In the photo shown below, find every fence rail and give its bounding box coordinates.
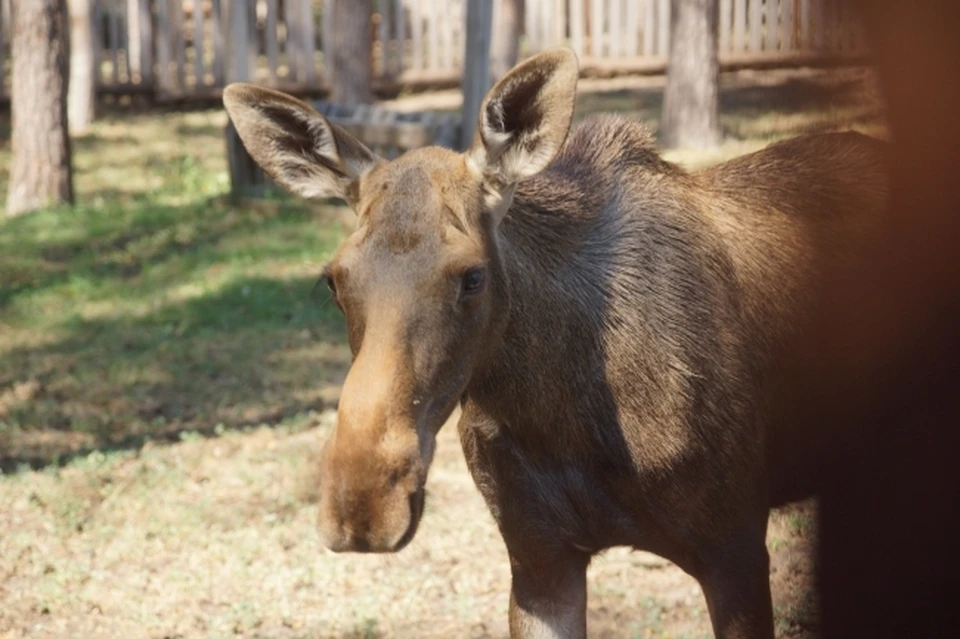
[0,0,867,101]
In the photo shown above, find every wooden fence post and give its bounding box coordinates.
[230,0,250,81]
[460,0,493,150]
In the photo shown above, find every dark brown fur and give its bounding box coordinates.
[222,49,889,639]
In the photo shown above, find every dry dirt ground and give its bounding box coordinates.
[0,409,819,639]
[0,67,881,638]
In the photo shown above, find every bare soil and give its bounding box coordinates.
[0,410,818,639]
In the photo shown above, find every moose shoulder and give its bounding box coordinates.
[223,48,889,639]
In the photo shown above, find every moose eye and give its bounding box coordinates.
[461,268,486,296]
[321,271,342,311]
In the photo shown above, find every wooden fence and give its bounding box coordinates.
[0,0,867,101]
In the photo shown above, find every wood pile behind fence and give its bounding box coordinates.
[0,0,868,102]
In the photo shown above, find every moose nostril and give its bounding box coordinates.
[351,536,371,553]
[387,469,401,488]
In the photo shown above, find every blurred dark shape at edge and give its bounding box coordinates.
[791,1,960,636]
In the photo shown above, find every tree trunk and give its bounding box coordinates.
[6,0,75,217]
[490,0,525,80]
[68,0,96,134]
[329,0,373,105]
[660,0,721,150]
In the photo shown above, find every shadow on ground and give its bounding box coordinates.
[575,68,884,140]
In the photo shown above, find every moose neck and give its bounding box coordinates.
[466,182,621,439]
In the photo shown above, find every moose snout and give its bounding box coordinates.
[315,429,427,553]
[317,482,425,553]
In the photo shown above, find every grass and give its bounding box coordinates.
[0,68,885,637]
[1,109,352,467]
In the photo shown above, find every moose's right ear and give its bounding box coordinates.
[223,83,381,203]
[468,47,579,187]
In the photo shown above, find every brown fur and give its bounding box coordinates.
[222,48,889,639]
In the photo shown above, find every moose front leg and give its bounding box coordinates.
[507,549,590,639]
[696,529,775,639]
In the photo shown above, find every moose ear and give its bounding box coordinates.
[223,83,381,204]
[468,47,579,187]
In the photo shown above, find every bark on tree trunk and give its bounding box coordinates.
[329,0,373,105]
[660,0,721,150]
[68,0,96,134]
[6,0,75,217]
[490,0,525,80]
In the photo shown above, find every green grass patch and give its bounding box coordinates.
[1,109,351,466]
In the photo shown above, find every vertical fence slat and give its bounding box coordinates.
[230,0,249,81]
[543,0,553,49]
[625,0,638,56]
[393,0,405,77]
[210,0,224,85]
[301,0,316,84]
[193,0,205,86]
[265,0,278,83]
[378,0,390,77]
[733,0,746,52]
[643,0,654,57]
[95,0,104,86]
[553,0,564,47]
[540,0,549,49]
[286,0,300,82]
[589,0,602,57]
[321,0,332,83]
[570,0,584,58]
[173,0,186,89]
[248,0,258,83]
[137,0,152,84]
[763,0,775,52]
[127,0,139,79]
[441,0,451,67]
[524,0,537,53]
[609,0,622,57]
[719,0,731,52]
[428,0,439,70]
[120,0,132,82]
[749,0,761,51]
[108,0,120,84]
[411,0,423,70]
[442,0,454,68]
[156,0,170,90]
[782,0,794,50]
[657,0,669,56]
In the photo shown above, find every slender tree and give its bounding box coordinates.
[6,0,75,217]
[68,0,96,134]
[329,0,373,105]
[660,0,721,149]
[490,0,525,80]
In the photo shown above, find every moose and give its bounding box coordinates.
[223,48,889,639]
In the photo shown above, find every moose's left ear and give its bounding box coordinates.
[468,47,579,187]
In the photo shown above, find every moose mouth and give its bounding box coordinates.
[390,486,426,553]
